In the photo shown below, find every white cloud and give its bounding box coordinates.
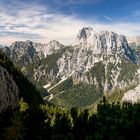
[104,16,112,21]
[0,4,140,46]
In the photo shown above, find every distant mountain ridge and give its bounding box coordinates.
[2,27,140,108]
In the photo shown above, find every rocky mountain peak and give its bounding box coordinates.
[2,27,140,107]
[76,27,128,46]
[11,41,23,48]
[43,40,64,57]
[75,27,132,57]
[10,40,34,51]
[3,39,64,64]
[76,27,96,45]
[77,27,93,40]
[48,40,62,46]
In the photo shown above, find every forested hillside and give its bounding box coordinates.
[0,97,140,140]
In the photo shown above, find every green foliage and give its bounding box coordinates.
[19,98,29,113]
[1,97,140,140]
[49,62,105,108]
[87,61,105,92]
[105,84,137,104]
[49,77,73,95]
[45,47,67,72]
[106,62,114,83]
[118,56,139,82]
[51,83,102,108]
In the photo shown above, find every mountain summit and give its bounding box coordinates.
[76,27,95,45]
[75,27,133,57]
[2,27,140,107]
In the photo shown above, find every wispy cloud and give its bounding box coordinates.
[0,1,140,45]
[104,16,112,21]
[0,31,42,38]
[133,10,140,17]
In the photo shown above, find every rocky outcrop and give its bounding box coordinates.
[122,84,140,103]
[0,66,19,112]
[2,27,140,106]
[3,40,64,66]
[3,28,139,86]
[54,28,138,87]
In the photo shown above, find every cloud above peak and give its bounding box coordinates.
[0,0,140,45]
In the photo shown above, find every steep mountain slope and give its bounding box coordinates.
[0,50,43,111]
[3,27,140,108]
[0,65,19,112]
[3,40,65,86]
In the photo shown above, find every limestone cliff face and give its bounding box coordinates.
[0,66,19,112]
[3,40,64,66]
[53,28,138,90]
[3,28,139,88]
[2,27,140,106]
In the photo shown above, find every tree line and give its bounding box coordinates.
[0,97,140,140]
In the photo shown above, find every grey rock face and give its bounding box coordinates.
[55,28,137,86]
[3,40,64,66]
[0,66,19,112]
[2,27,140,96]
[75,27,129,55]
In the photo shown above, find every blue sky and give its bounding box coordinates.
[0,0,140,45]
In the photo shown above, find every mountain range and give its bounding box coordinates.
[2,27,140,108]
